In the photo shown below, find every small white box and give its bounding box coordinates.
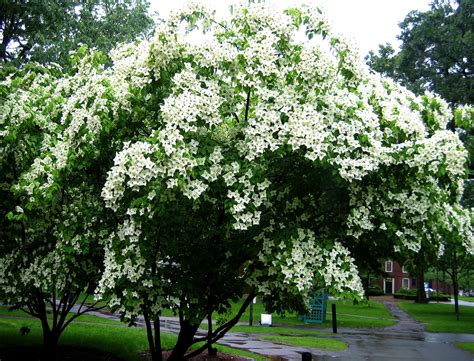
[260,313,272,326]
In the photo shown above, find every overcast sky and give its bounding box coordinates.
[149,0,432,56]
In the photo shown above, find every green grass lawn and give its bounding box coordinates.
[458,296,474,303]
[220,298,395,329]
[325,299,396,328]
[259,335,347,351]
[397,302,474,333]
[0,317,170,361]
[456,342,474,355]
[0,317,264,361]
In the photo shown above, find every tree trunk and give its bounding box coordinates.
[143,311,163,361]
[249,301,254,326]
[415,264,427,304]
[366,272,370,301]
[207,312,216,356]
[41,327,60,361]
[452,251,460,321]
[168,319,199,361]
[184,291,256,360]
[154,318,163,361]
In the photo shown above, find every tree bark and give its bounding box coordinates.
[207,312,216,356]
[154,318,163,361]
[415,263,427,304]
[185,291,256,359]
[168,319,199,361]
[451,250,460,321]
[143,310,163,361]
[41,326,60,361]
[249,301,254,326]
[366,272,370,301]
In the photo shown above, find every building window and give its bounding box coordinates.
[385,260,393,273]
[402,278,410,289]
[402,265,408,273]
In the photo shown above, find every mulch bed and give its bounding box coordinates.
[145,350,251,361]
[0,347,252,361]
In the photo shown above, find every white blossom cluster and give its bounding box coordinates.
[102,141,159,210]
[455,104,474,130]
[251,228,364,299]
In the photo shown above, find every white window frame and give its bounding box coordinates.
[402,278,410,290]
[385,260,393,273]
[402,265,408,274]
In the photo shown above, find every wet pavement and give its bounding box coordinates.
[314,302,474,361]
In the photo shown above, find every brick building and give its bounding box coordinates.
[376,260,415,294]
[376,260,454,295]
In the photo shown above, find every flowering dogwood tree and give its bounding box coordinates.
[2,2,472,361]
[0,51,119,360]
[96,2,471,359]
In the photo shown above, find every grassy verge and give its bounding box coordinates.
[223,325,330,335]
[455,342,474,355]
[259,335,347,351]
[0,317,264,361]
[397,302,474,333]
[458,296,474,303]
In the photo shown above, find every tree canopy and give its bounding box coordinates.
[1,2,473,360]
[0,0,154,69]
[367,0,473,106]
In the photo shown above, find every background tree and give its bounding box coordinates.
[367,0,473,106]
[437,241,474,319]
[0,0,154,69]
[0,48,121,360]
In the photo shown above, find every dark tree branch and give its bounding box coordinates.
[244,88,251,123]
[186,291,255,359]
[232,112,240,123]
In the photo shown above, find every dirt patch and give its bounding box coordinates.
[0,346,125,361]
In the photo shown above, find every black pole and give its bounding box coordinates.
[249,301,253,326]
[332,303,337,334]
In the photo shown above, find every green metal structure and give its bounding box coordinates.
[300,291,328,323]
